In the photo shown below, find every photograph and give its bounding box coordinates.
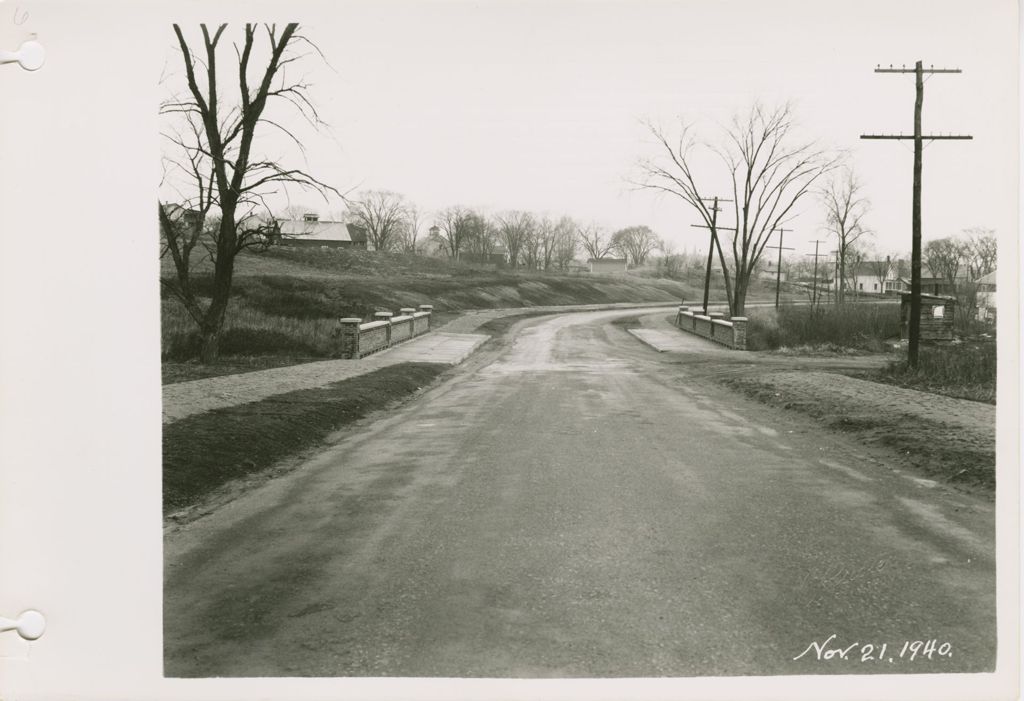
[3,1,1014,698]
[155,1,1015,682]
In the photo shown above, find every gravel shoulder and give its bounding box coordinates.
[721,371,995,492]
[636,311,997,494]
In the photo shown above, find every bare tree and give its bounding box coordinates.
[350,190,409,252]
[537,216,559,271]
[822,167,871,303]
[522,218,545,270]
[868,254,895,294]
[611,226,661,267]
[496,211,534,269]
[845,245,867,299]
[463,211,496,259]
[963,227,997,279]
[653,241,688,279]
[159,23,337,363]
[552,216,578,270]
[434,206,475,260]
[924,237,965,286]
[578,223,613,260]
[399,204,423,254]
[637,103,839,315]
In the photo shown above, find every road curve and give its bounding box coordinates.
[164,308,995,677]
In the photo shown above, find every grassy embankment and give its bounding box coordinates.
[162,247,695,382]
[164,362,445,515]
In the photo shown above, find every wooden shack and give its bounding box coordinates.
[899,292,956,342]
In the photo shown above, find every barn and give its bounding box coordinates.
[275,213,368,248]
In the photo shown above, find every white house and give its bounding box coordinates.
[975,270,996,321]
[758,258,788,282]
[848,260,892,294]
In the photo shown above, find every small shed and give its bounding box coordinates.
[899,292,956,342]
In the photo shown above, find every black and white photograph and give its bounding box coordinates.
[0,0,1019,699]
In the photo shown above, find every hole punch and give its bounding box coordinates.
[0,610,46,641]
[0,35,45,71]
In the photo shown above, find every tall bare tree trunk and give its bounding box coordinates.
[838,252,846,305]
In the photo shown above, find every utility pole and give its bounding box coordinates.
[861,61,971,368]
[765,227,794,309]
[805,240,829,308]
[689,197,735,315]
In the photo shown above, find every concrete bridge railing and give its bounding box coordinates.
[674,306,748,350]
[338,305,434,359]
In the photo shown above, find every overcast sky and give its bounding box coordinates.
[165,0,1018,261]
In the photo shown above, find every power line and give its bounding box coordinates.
[860,60,972,368]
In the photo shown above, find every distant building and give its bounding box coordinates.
[758,258,788,282]
[160,203,203,230]
[837,259,906,295]
[275,213,367,248]
[462,242,509,266]
[848,261,889,294]
[588,257,627,274]
[975,270,996,322]
[884,277,909,294]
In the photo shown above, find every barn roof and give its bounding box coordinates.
[277,219,367,243]
[975,270,996,286]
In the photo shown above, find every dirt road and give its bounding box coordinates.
[164,308,995,677]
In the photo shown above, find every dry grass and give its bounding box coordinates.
[745,303,901,352]
[874,343,996,404]
[162,299,339,361]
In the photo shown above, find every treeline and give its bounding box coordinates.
[298,190,670,271]
[923,229,997,329]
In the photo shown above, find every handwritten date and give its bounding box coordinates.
[794,634,953,663]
